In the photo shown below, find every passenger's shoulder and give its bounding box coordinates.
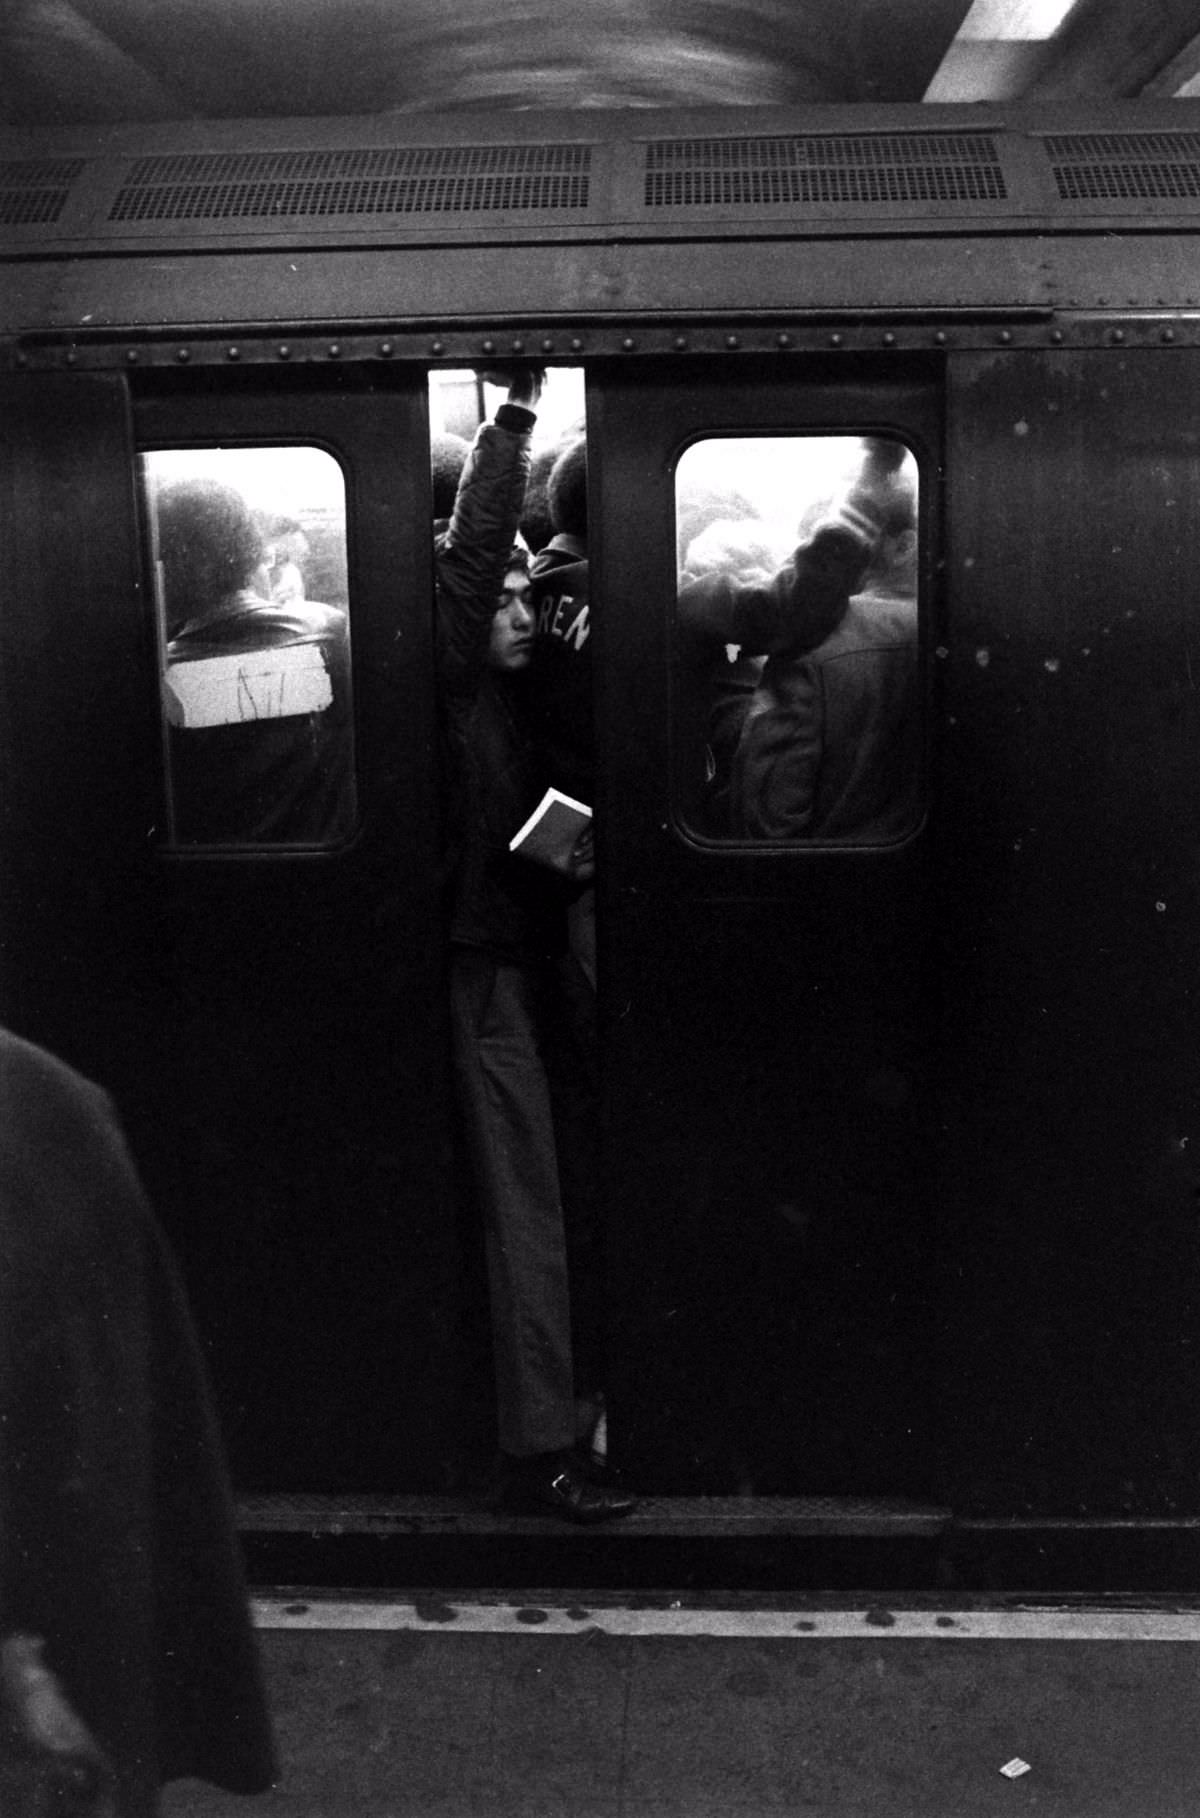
[0,1029,140,1266]
[851,589,918,633]
[531,548,586,588]
[277,601,347,641]
[0,1027,109,1130]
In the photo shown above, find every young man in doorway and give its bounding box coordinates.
[436,369,631,1524]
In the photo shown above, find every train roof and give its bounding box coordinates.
[6,100,1200,346]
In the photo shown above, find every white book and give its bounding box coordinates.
[509,787,592,875]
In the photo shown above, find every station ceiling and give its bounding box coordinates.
[4,0,1200,126]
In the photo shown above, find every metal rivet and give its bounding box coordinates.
[829,333,843,348]
[511,339,524,354]
[674,336,689,351]
[66,349,78,365]
[622,337,636,351]
[277,344,291,359]
[725,334,739,350]
[481,339,496,355]
[882,332,896,347]
[1051,329,1064,343]
[934,330,947,346]
[431,341,445,356]
[776,332,791,348]
[176,347,190,362]
[541,338,554,353]
[126,348,139,363]
[379,341,394,357]
[226,345,240,361]
[1111,329,1125,344]
[1162,327,1176,343]
[998,330,1012,345]
[570,338,583,352]
[328,342,341,358]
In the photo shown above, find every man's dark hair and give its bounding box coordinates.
[156,478,264,634]
[547,436,588,540]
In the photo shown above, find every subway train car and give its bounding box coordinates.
[4,98,1200,1591]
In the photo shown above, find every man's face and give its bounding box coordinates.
[487,569,534,672]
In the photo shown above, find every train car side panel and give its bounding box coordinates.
[0,371,152,1062]
[939,348,1200,1516]
[593,357,939,1498]
[1,368,484,1493]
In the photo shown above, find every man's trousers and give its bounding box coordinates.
[449,946,601,1458]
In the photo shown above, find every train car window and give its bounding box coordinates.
[674,433,920,846]
[140,445,356,848]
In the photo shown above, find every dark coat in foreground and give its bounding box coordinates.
[0,1028,276,1816]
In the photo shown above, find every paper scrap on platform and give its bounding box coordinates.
[999,1758,1032,1779]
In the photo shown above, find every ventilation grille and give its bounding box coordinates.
[644,133,1007,208]
[109,143,592,223]
[0,157,84,226]
[1044,132,1200,201]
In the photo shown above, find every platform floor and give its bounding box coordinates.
[162,1593,1200,1817]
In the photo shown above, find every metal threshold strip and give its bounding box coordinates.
[236,1493,951,1539]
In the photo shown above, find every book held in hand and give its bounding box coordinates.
[509,788,592,874]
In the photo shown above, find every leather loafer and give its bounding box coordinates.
[504,1457,637,1525]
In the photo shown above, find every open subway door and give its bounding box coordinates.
[592,359,942,1500]
[0,367,471,1493]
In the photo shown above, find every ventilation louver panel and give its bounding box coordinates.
[109,144,591,223]
[644,133,1007,208]
[1043,132,1200,202]
[0,157,84,226]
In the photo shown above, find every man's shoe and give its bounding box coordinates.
[504,1456,637,1525]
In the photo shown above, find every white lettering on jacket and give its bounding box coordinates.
[536,594,590,651]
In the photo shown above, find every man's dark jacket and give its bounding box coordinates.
[437,409,569,959]
[529,532,593,807]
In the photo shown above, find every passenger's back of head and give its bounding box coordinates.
[547,435,588,542]
[520,443,562,555]
[156,477,265,637]
[431,432,472,532]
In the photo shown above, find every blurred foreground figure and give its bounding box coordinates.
[0,1028,276,1815]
